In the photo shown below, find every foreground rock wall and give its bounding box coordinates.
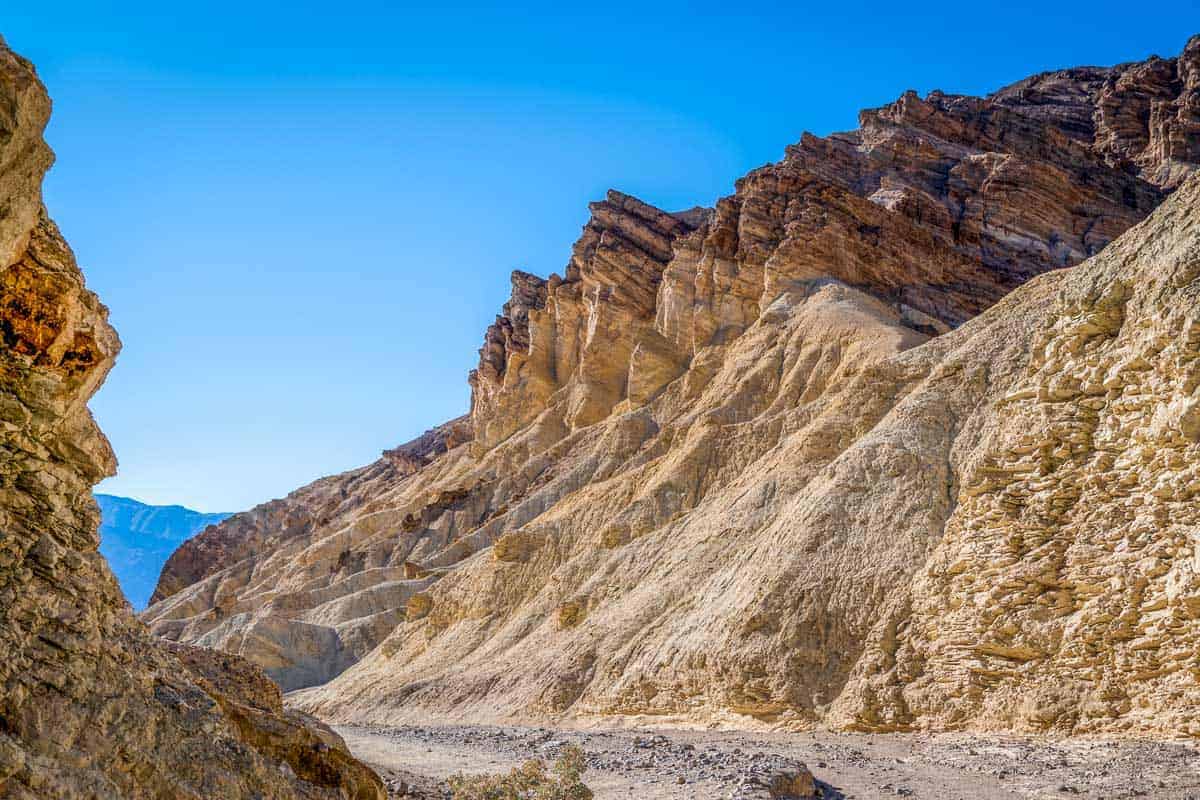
[146,38,1200,736]
[0,38,383,798]
[839,185,1200,734]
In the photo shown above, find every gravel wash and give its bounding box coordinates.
[335,723,1200,800]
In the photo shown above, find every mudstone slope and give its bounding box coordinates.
[146,39,1200,736]
[0,38,384,799]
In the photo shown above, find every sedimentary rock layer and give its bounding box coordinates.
[0,37,383,798]
[147,38,1200,736]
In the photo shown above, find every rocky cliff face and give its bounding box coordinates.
[146,39,1200,736]
[0,38,384,798]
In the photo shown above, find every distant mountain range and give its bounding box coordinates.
[96,494,232,609]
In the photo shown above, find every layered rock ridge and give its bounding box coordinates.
[146,40,1200,736]
[467,38,1197,446]
[0,38,383,798]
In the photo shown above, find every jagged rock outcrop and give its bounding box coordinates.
[147,39,1200,737]
[0,37,384,798]
[469,192,702,451]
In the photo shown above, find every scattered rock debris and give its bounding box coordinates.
[335,723,1200,800]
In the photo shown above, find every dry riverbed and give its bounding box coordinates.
[335,723,1200,799]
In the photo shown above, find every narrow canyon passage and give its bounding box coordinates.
[5,11,1200,800]
[336,723,1200,799]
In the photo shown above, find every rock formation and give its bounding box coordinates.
[145,417,472,690]
[0,37,384,798]
[145,38,1200,737]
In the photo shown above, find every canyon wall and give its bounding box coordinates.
[146,38,1200,736]
[0,37,384,798]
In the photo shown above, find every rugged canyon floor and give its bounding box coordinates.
[336,722,1200,799]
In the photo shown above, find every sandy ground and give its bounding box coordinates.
[335,723,1200,799]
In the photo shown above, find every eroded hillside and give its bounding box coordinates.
[145,38,1200,736]
[0,37,384,799]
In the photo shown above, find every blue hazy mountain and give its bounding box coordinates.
[96,494,233,610]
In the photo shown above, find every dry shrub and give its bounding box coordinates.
[447,744,592,800]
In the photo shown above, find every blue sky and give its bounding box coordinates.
[5,3,1195,512]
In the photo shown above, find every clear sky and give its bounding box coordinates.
[5,3,1195,512]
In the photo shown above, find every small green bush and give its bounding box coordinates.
[447,744,593,800]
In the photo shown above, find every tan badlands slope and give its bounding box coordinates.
[147,38,1200,736]
[0,38,384,799]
